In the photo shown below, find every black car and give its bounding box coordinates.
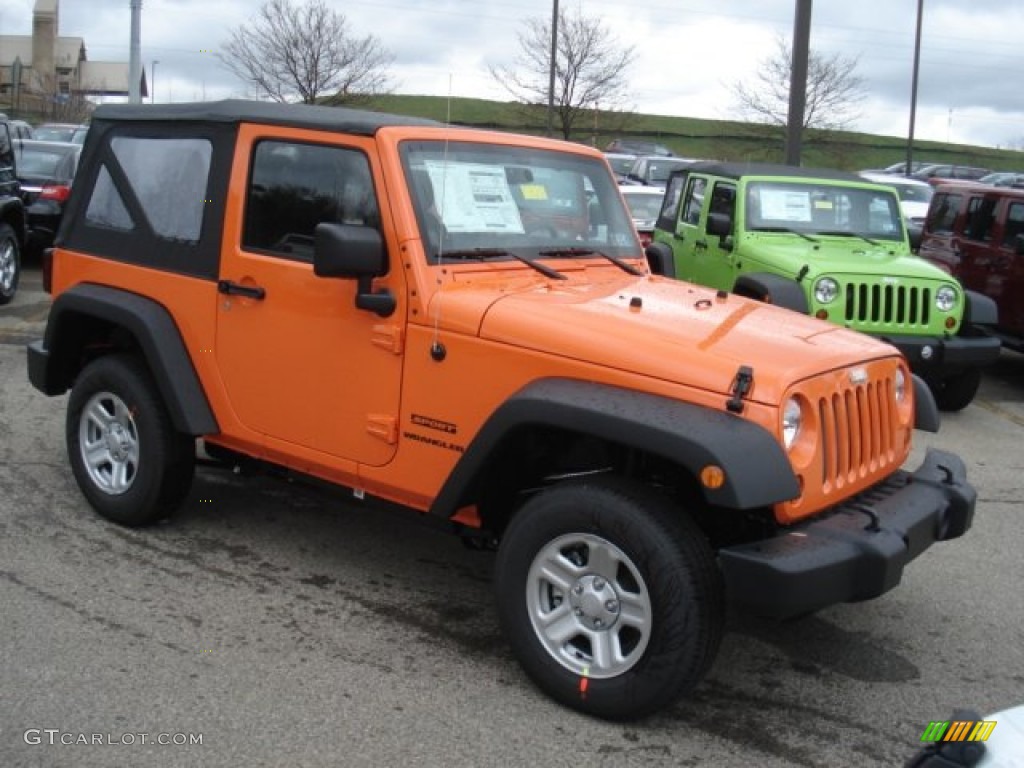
[14,139,81,255]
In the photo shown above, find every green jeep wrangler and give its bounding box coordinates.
[646,162,1001,411]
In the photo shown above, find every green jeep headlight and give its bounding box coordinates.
[814,277,839,304]
[935,284,958,312]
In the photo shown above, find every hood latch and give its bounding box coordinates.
[727,365,754,414]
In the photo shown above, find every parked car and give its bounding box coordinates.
[603,151,636,182]
[32,122,88,143]
[13,139,82,255]
[0,116,28,304]
[873,160,940,175]
[918,183,1024,353]
[646,161,1001,410]
[0,113,33,140]
[977,171,1024,188]
[25,99,977,721]
[619,185,664,246]
[912,164,991,186]
[860,171,934,250]
[622,155,694,190]
[604,138,672,156]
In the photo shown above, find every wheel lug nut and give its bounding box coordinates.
[606,600,619,613]
[573,584,584,595]
[593,578,605,590]
[594,619,603,629]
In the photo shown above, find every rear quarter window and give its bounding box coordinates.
[926,192,962,234]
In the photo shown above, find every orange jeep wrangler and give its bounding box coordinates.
[27,101,975,720]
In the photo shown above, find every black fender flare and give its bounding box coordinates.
[734,273,809,314]
[429,378,799,518]
[644,241,676,278]
[27,283,217,435]
[962,289,997,327]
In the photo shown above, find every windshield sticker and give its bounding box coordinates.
[423,160,525,234]
[519,183,549,201]
[758,189,812,222]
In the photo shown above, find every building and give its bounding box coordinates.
[0,0,144,120]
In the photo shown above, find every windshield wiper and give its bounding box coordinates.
[814,230,882,246]
[752,226,819,243]
[537,247,643,276]
[440,248,567,280]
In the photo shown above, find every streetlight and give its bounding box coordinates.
[151,60,159,103]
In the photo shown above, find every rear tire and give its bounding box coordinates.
[930,369,981,412]
[495,477,724,720]
[67,355,195,526]
[0,222,20,305]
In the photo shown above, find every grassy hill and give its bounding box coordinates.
[363,94,1023,173]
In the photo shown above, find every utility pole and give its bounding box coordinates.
[785,0,812,166]
[129,0,142,103]
[546,0,559,137]
[905,0,923,176]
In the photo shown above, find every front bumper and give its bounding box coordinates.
[719,448,975,620]
[881,332,1001,375]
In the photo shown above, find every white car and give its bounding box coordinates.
[860,171,934,249]
[619,185,665,246]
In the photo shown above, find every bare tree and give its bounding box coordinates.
[732,36,866,132]
[490,8,634,140]
[219,0,394,105]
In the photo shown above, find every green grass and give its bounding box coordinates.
[363,94,1023,173]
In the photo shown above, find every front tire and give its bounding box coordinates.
[495,477,724,720]
[67,355,195,526]
[0,222,21,305]
[930,368,982,412]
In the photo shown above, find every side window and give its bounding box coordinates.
[926,193,962,234]
[85,137,212,243]
[243,140,378,261]
[656,174,686,231]
[965,196,997,242]
[681,177,707,226]
[1002,202,1024,248]
[709,182,736,219]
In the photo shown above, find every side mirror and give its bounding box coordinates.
[707,211,732,238]
[314,222,395,317]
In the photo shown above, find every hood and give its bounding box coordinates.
[739,235,952,282]
[431,269,894,405]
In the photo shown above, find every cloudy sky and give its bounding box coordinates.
[3,0,1023,149]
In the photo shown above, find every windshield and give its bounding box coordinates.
[745,180,905,242]
[401,140,640,262]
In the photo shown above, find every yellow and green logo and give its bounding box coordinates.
[921,720,997,743]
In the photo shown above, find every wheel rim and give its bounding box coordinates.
[78,391,140,495]
[0,238,14,293]
[526,532,652,679]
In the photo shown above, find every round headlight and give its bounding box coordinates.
[894,368,906,403]
[814,277,839,305]
[936,284,958,312]
[782,398,802,449]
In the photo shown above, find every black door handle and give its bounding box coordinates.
[218,280,265,300]
[695,239,708,249]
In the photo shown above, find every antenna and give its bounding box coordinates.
[430,74,454,358]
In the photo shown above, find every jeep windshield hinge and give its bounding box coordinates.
[727,365,754,413]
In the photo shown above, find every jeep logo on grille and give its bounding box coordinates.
[882,276,899,285]
[849,368,869,385]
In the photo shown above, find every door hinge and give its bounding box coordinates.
[371,324,404,355]
[366,415,398,444]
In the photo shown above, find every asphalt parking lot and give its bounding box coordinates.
[2,265,1023,767]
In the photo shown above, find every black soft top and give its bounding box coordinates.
[91,99,441,136]
[676,161,871,184]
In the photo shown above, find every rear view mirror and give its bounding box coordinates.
[707,211,732,238]
[314,222,395,316]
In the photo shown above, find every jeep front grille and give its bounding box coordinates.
[843,283,931,329]
[817,375,899,495]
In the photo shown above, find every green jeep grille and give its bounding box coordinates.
[843,282,931,329]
